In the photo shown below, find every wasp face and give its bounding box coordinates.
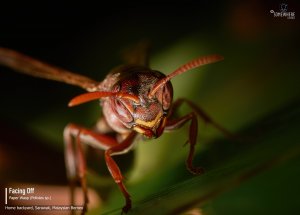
[108,69,173,138]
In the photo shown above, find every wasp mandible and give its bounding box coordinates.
[0,43,232,214]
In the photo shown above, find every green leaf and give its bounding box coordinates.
[98,99,300,215]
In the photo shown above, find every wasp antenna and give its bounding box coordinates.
[68,91,140,107]
[68,91,115,107]
[148,54,224,98]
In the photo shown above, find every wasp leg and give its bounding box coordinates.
[170,98,235,140]
[121,40,150,67]
[104,131,137,214]
[64,124,137,214]
[75,130,89,215]
[165,112,204,175]
[166,98,235,175]
[63,123,119,214]
[64,125,77,214]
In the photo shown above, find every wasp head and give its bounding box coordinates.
[68,55,224,138]
[109,69,173,138]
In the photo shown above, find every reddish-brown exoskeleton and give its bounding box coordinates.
[0,43,231,214]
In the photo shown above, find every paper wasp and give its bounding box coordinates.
[0,42,231,214]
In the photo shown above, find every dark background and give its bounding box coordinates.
[0,1,299,214]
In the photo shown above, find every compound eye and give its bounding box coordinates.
[156,83,172,111]
[113,98,133,123]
